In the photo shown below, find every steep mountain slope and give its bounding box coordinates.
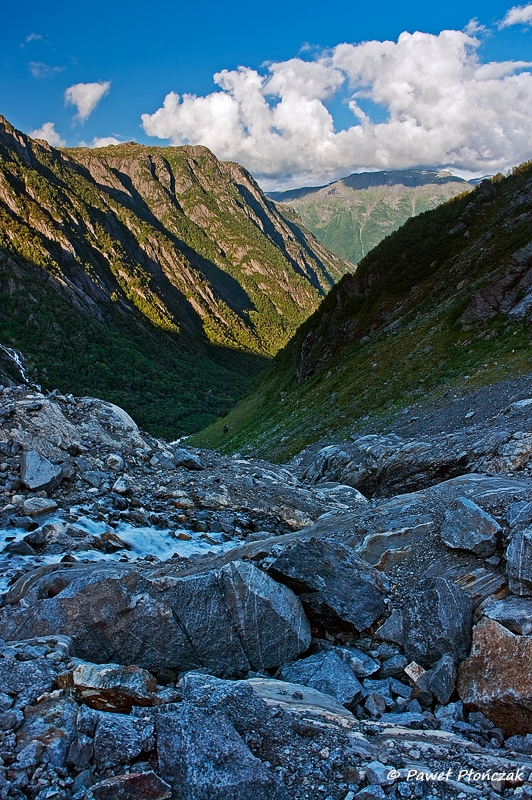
[193,164,532,459]
[0,116,350,437]
[269,169,471,264]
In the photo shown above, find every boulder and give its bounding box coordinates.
[105,453,124,471]
[17,696,78,767]
[506,528,532,595]
[484,596,532,635]
[374,610,404,646]
[93,710,154,770]
[20,449,62,492]
[22,497,58,517]
[458,617,532,734]
[312,641,379,677]
[156,703,289,800]
[403,577,473,667]
[440,497,501,557]
[180,672,274,737]
[277,651,363,707]
[173,447,204,470]
[66,732,93,770]
[112,477,129,494]
[0,647,56,704]
[60,661,158,712]
[0,561,310,675]
[268,538,386,633]
[428,653,457,705]
[91,772,172,800]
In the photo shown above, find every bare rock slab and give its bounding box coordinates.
[403,577,473,668]
[458,616,532,734]
[20,449,62,491]
[156,703,289,800]
[440,497,501,557]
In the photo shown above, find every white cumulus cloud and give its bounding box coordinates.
[141,29,532,188]
[65,81,111,122]
[29,122,66,147]
[499,4,532,27]
[91,136,121,147]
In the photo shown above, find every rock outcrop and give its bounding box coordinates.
[2,384,532,798]
[458,617,532,735]
[0,560,311,675]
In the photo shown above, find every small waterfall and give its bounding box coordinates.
[0,344,42,391]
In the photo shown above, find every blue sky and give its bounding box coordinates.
[2,0,532,187]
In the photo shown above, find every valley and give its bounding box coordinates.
[269,170,472,265]
[1,119,532,800]
[0,116,349,439]
[195,164,532,461]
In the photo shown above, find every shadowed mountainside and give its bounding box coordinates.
[194,164,532,459]
[0,116,350,437]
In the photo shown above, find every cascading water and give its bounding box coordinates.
[0,344,41,391]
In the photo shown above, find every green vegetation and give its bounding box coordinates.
[0,257,265,438]
[0,116,350,437]
[270,170,471,265]
[192,165,532,459]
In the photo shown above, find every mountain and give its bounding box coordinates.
[193,163,532,459]
[268,169,471,264]
[0,116,350,438]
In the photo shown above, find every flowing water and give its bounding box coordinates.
[0,510,239,593]
[0,344,42,391]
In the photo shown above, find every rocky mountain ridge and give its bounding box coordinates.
[0,116,350,438]
[2,378,532,798]
[195,162,532,460]
[268,169,471,265]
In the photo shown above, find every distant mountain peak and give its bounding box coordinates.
[267,168,471,265]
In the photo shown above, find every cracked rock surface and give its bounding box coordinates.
[2,383,532,798]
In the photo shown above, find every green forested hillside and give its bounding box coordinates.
[194,166,532,458]
[0,116,350,437]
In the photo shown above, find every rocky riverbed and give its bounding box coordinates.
[2,383,532,799]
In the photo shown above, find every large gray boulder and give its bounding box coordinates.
[268,537,386,634]
[440,497,501,557]
[403,577,473,668]
[156,704,289,800]
[20,449,63,491]
[277,651,363,707]
[93,711,154,771]
[0,561,311,676]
